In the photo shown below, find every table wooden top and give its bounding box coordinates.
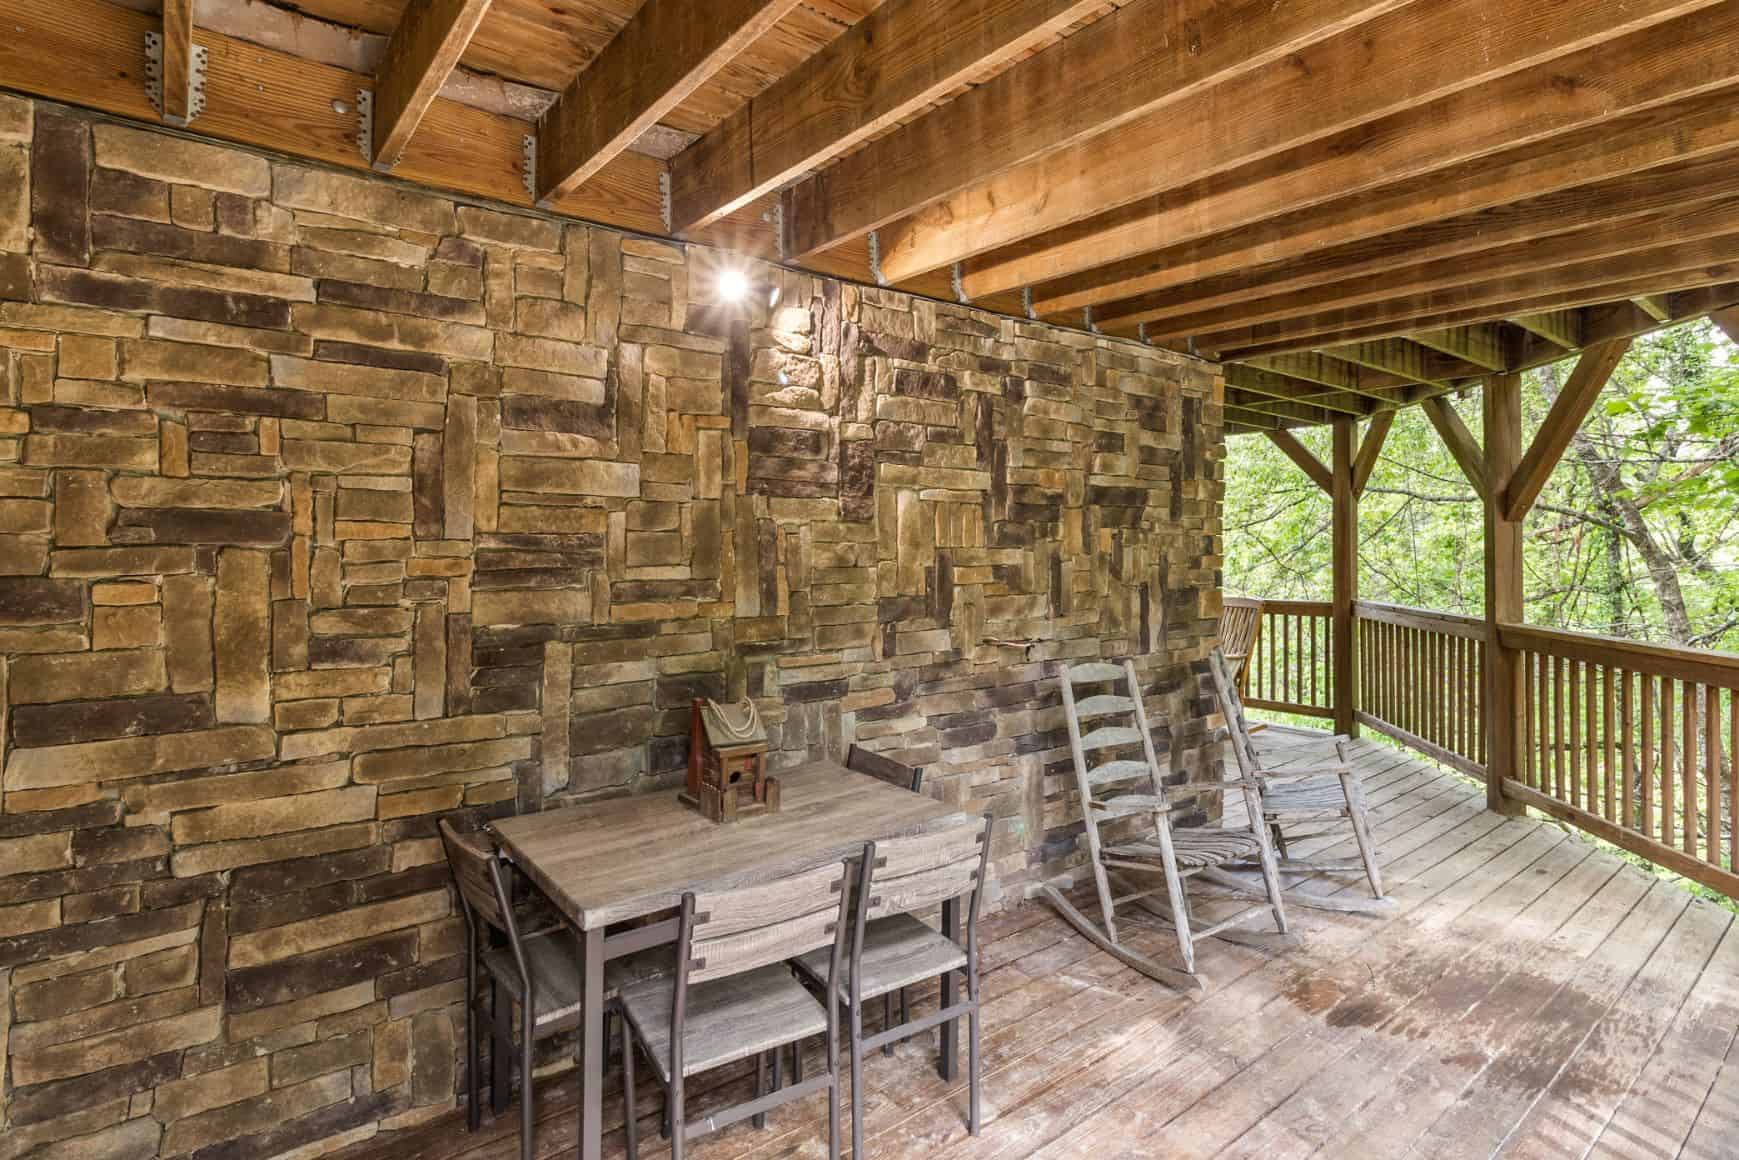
[489,760,967,930]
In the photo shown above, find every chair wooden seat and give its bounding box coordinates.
[792,913,967,1003]
[1105,828,1263,869]
[482,934,667,1033]
[620,964,828,1083]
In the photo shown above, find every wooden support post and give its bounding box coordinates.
[1332,420,1358,738]
[1484,373,1528,814]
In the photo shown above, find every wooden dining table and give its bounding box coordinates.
[489,758,969,1160]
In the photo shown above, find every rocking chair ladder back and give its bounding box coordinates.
[1217,597,1263,693]
[1045,659,1289,991]
[1208,649,1386,900]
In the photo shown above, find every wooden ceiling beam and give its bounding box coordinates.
[951,5,1739,299]
[887,0,1730,287]
[535,0,802,205]
[371,0,494,171]
[1199,232,1739,357]
[669,0,1103,235]
[1005,88,1739,315]
[1136,198,1739,342]
[1505,338,1633,520]
[779,0,1412,260]
[1071,154,1739,329]
[1324,339,1476,389]
[159,0,196,126]
[1244,352,1419,401]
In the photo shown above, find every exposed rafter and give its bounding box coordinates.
[371,0,494,170]
[669,0,1102,235]
[536,0,802,205]
[158,0,196,126]
[780,0,1412,259]
[875,0,1734,287]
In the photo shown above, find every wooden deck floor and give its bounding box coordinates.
[348,739,1739,1160]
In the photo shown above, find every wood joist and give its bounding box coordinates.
[7,0,1739,432]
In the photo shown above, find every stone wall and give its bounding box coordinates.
[0,96,1224,1159]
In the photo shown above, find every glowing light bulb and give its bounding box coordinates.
[717,268,750,303]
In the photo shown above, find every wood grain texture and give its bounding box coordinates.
[1504,337,1632,520]
[161,0,195,124]
[781,0,1412,257]
[668,0,1104,233]
[875,0,1729,282]
[491,762,964,929]
[535,0,804,203]
[372,0,496,169]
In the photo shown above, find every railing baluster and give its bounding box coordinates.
[1661,678,1676,849]
[1603,666,1616,823]
[1706,684,1721,868]
[1683,681,1700,858]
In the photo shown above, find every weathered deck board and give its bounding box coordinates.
[335,739,1736,1160]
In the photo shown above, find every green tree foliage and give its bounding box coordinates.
[1223,320,1739,649]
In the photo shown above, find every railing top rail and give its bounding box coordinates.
[1221,595,1263,610]
[1500,622,1739,688]
[1256,598,1333,615]
[1356,600,1484,639]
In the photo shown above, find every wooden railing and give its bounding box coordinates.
[1502,624,1738,900]
[1235,599,1739,899]
[1242,599,1334,719]
[1356,601,1487,778]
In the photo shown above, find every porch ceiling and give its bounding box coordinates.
[6,0,1739,432]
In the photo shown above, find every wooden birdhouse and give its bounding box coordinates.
[683,697,779,823]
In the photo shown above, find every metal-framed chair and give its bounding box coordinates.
[792,813,992,1159]
[1208,648,1386,901]
[846,743,926,794]
[1041,658,1290,991]
[617,860,851,1160]
[843,743,926,1052]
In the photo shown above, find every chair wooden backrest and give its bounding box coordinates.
[668,860,852,1082]
[846,744,925,794]
[860,815,989,924]
[1058,659,1169,808]
[439,817,513,935]
[1217,598,1263,690]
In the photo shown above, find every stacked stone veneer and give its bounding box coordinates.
[0,96,1225,1160]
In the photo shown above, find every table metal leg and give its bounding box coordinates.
[939,897,959,1082]
[579,926,605,1160]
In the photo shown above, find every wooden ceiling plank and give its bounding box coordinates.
[779,0,1412,260]
[1421,396,1489,499]
[1244,352,1411,401]
[1351,411,1397,496]
[160,0,196,126]
[1504,338,1633,520]
[1225,365,1370,415]
[535,0,803,205]
[669,0,1104,235]
[1510,309,1585,350]
[1199,232,1739,356]
[1325,339,1466,389]
[372,0,495,171]
[877,0,1728,285]
[1265,429,1335,492]
[1410,325,1510,372]
[1072,151,1739,327]
[1008,88,1739,315]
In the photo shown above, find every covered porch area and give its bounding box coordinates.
[341,737,1739,1160]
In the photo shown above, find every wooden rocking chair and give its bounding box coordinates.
[1041,659,1290,991]
[1208,648,1390,909]
[1216,597,1263,696]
